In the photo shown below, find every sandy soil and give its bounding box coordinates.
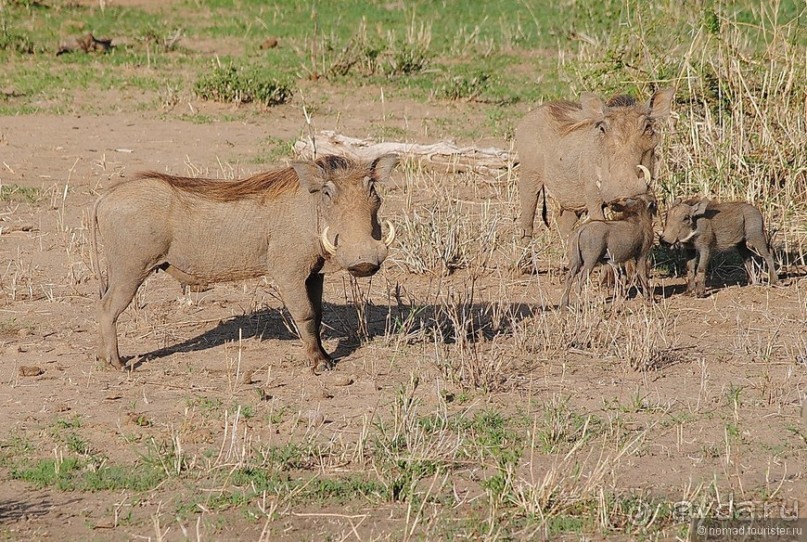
[0,83,805,541]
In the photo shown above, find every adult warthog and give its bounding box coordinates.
[91,154,398,373]
[515,88,674,241]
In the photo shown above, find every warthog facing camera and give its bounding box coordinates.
[660,198,777,297]
[91,154,399,372]
[515,89,674,241]
[560,190,657,307]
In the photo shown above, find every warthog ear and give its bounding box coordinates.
[579,92,606,121]
[292,161,327,193]
[647,88,675,119]
[671,197,681,206]
[690,198,710,218]
[370,153,399,182]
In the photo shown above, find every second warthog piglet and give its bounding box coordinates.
[561,191,657,307]
[660,198,777,296]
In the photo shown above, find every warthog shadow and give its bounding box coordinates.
[0,497,68,523]
[130,300,540,370]
[649,244,803,297]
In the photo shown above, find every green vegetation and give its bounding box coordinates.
[0,184,41,203]
[10,458,165,491]
[0,0,797,118]
[0,1,804,540]
[193,64,292,106]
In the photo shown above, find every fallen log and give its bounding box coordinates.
[293,130,516,176]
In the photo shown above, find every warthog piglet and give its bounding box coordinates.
[560,188,657,307]
[660,198,777,297]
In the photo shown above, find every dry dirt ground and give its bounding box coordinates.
[1,86,806,541]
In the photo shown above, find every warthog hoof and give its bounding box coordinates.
[310,357,334,375]
[97,354,126,371]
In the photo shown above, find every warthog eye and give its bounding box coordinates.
[644,121,654,135]
[596,121,606,134]
[321,184,334,203]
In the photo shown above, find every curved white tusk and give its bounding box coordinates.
[383,220,396,247]
[320,226,337,255]
[637,164,652,185]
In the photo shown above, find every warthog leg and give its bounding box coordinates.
[682,248,697,293]
[278,273,332,374]
[635,255,652,300]
[739,238,778,286]
[98,268,149,370]
[517,181,543,239]
[692,245,711,297]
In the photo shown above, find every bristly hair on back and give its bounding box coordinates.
[133,155,361,203]
[549,94,641,135]
[547,100,593,135]
[606,94,637,108]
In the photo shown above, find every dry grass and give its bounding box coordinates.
[0,2,805,541]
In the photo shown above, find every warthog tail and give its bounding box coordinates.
[568,227,583,273]
[89,197,107,299]
[540,185,549,228]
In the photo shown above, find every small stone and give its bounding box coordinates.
[332,375,354,387]
[19,365,43,377]
[260,37,279,49]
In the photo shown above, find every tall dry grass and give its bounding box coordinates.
[571,1,805,262]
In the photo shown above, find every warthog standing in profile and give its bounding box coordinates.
[560,191,657,307]
[660,198,777,297]
[515,88,674,241]
[91,154,399,373]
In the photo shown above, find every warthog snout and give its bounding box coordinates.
[321,221,395,277]
[348,261,381,277]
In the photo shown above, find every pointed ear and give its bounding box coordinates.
[292,161,327,193]
[579,92,606,120]
[691,198,710,217]
[647,88,675,119]
[370,153,399,182]
[671,197,681,206]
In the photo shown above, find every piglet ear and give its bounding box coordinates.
[692,198,710,217]
[292,161,327,193]
[370,153,399,183]
[671,197,681,206]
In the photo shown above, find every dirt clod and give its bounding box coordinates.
[18,366,44,377]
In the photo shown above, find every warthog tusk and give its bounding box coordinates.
[383,220,396,247]
[680,229,697,243]
[321,226,337,255]
[637,164,652,185]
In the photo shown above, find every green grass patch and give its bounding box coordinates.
[0,184,41,203]
[228,468,385,504]
[10,457,165,491]
[194,64,293,106]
